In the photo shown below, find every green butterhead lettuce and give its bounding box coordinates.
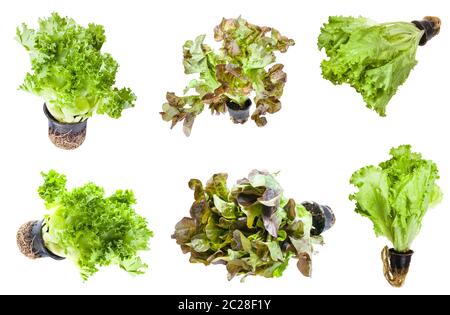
[17,13,136,123]
[161,17,294,136]
[350,145,442,252]
[173,170,326,280]
[318,16,438,116]
[38,170,153,281]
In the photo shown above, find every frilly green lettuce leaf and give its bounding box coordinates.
[161,17,294,136]
[318,16,424,116]
[173,170,323,280]
[17,13,136,123]
[38,170,153,281]
[350,145,442,252]
[38,170,67,207]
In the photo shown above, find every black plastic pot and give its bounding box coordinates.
[226,99,252,124]
[44,104,88,150]
[30,220,65,260]
[302,201,336,236]
[389,248,414,275]
[412,16,441,46]
[382,247,414,287]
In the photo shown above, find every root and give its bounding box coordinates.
[17,221,40,259]
[48,129,86,150]
[382,246,408,288]
[424,16,441,35]
[230,116,249,124]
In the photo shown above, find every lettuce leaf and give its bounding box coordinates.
[17,13,136,123]
[172,170,324,280]
[161,17,294,136]
[38,170,153,281]
[318,16,424,116]
[350,145,442,252]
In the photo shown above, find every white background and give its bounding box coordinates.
[0,0,449,295]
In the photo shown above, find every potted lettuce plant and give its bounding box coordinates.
[318,16,440,116]
[17,13,136,149]
[17,170,153,281]
[350,145,443,287]
[161,17,295,136]
[172,170,335,280]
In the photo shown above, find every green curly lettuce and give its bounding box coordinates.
[350,145,442,252]
[17,13,136,123]
[318,16,426,116]
[161,17,294,136]
[172,170,325,281]
[38,170,153,281]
